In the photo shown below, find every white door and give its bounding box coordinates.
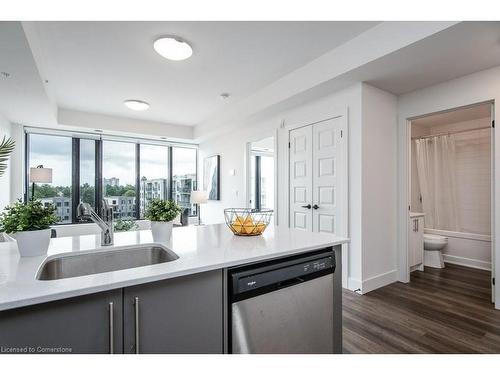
[312,117,346,234]
[289,125,313,231]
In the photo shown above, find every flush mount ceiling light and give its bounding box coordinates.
[153,37,193,61]
[124,100,150,111]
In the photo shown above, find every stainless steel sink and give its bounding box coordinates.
[36,245,179,281]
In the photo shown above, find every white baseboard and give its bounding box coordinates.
[347,277,362,293]
[361,269,398,294]
[443,254,491,271]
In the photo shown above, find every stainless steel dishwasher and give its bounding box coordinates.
[229,249,336,354]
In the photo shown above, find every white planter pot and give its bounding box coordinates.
[13,229,51,257]
[150,221,173,243]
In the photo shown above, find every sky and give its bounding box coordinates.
[29,134,197,188]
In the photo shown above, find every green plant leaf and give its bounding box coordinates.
[0,136,15,177]
[144,199,182,222]
[0,199,57,233]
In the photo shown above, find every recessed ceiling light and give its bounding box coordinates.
[153,37,193,61]
[1,72,11,79]
[124,100,150,111]
[220,93,230,100]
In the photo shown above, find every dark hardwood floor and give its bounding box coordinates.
[343,264,500,353]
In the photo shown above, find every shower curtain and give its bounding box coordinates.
[415,135,460,231]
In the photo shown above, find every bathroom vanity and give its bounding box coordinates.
[0,224,348,354]
[409,213,425,271]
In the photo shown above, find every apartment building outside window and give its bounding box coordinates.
[25,130,198,224]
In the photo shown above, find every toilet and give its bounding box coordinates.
[423,234,448,268]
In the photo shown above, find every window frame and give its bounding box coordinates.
[24,130,198,225]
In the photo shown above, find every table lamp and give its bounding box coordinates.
[191,190,208,226]
[30,165,53,200]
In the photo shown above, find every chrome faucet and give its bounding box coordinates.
[77,201,114,246]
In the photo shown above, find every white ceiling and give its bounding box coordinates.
[29,21,378,126]
[364,22,500,95]
[411,102,491,128]
[0,22,56,127]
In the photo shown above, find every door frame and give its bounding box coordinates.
[244,130,278,224]
[284,108,349,287]
[398,101,497,306]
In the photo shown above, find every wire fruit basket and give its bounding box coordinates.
[224,208,273,236]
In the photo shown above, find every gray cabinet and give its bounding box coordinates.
[123,270,223,354]
[0,289,122,354]
[0,270,224,354]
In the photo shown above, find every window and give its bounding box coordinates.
[139,144,169,218]
[172,147,197,216]
[26,132,198,224]
[249,137,275,211]
[103,141,137,220]
[80,139,96,210]
[28,134,73,224]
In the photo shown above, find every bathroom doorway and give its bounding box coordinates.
[407,102,494,301]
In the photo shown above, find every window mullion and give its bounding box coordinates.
[71,138,80,223]
[95,139,103,217]
[135,143,140,220]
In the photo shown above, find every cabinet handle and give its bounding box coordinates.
[416,219,419,232]
[134,296,140,354]
[301,204,312,209]
[109,302,114,354]
[312,204,319,210]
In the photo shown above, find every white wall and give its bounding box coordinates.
[199,83,399,293]
[360,84,398,292]
[9,123,25,203]
[398,65,500,309]
[0,113,12,211]
[199,84,363,289]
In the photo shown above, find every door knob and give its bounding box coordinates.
[312,204,319,210]
[301,204,312,209]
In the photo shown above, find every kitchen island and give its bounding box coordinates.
[0,224,349,354]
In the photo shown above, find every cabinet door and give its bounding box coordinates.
[414,217,424,265]
[408,218,416,267]
[0,289,123,354]
[123,270,223,354]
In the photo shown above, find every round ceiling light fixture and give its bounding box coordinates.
[153,36,193,61]
[124,100,150,111]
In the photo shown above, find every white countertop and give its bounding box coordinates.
[0,224,349,311]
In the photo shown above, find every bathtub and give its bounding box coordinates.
[424,228,492,270]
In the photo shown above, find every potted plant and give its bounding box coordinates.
[145,199,182,243]
[114,218,138,232]
[0,199,57,257]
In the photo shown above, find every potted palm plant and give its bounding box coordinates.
[145,199,182,243]
[0,200,57,257]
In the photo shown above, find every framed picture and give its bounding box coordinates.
[203,155,220,200]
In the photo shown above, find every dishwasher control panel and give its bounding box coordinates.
[232,253,334,295]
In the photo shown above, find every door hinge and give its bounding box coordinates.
[288,142,291,149]
[408,205,411,211]
[493,277,496,286]
[340,130,343,138]
[492,120,495,128]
